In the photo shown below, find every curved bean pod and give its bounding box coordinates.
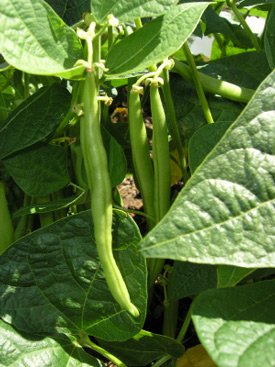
[80,70,139,317]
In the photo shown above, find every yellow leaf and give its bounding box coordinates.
[176,345,216,367]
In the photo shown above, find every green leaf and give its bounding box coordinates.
[106,3,210,76]
[239,0,275,7]
[45,0,91,25]
[98,329,184,366]
[264,5,275,69]
[189,122,231,174]
[0,85,71,160]
[103,127,127,187]
[199,51,270,89]
[168,262,217,300]
[0,210,146,342]
[217,265,255,288]
[13,186,85,218]
[170,74,242,143]
[3,144,70,196]
[91,0,178,23]
[192,279,275,367]
[0,0,84,77]
[0,319,102,367]
[141,69,275,268]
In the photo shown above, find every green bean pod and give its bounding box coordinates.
[150,84,171,222]
[128,87,155,227]
[80,70,139,317]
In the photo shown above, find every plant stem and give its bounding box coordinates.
[162,69,189,183]
[81,334,127,367]
[0,181,14,254]
[163,299,178,338]
[134,17,143,29]
[226,0,261,51]
[183,43,214,124]
[153,355,171,367]
[176,304,192,343]
[38,196,54,227]
[153,304,192,367]
[14,194,33,240]
[173,60,254,103]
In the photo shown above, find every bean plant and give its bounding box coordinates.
[0,0,274,366]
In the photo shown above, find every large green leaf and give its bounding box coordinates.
[91,0,178,23]
[0,0,84,77]
[192,279,275,367]
[199,51,270,90]
[106,3,210,76]
[0,319,101,367]
[0,85,71,160]
[0,210,146,342]
[170,74,242,143]
[217,265,255,288]
[141,69,275,268]
[98,329,184,366]
[265,5,275,69]
[168,262,217,300]
[3,144,70,196]
[189,122,231,174]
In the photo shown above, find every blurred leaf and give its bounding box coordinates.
[176,345,216,367]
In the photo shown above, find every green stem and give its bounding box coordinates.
[176,304,192,343]
[14,194,33,240]
[134,17,143,29]
[163,299,178,338]
[108,25,114,49]
[38,196,54,227]
[152,355,171,367]
[81,334,127,367]
[162,69,189,182]
[0,92,8,122]
[173,60,254,103]
[226,0,261,51]
[0,181,14,254]
[152,304,192,367]
[183,43,214,124]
